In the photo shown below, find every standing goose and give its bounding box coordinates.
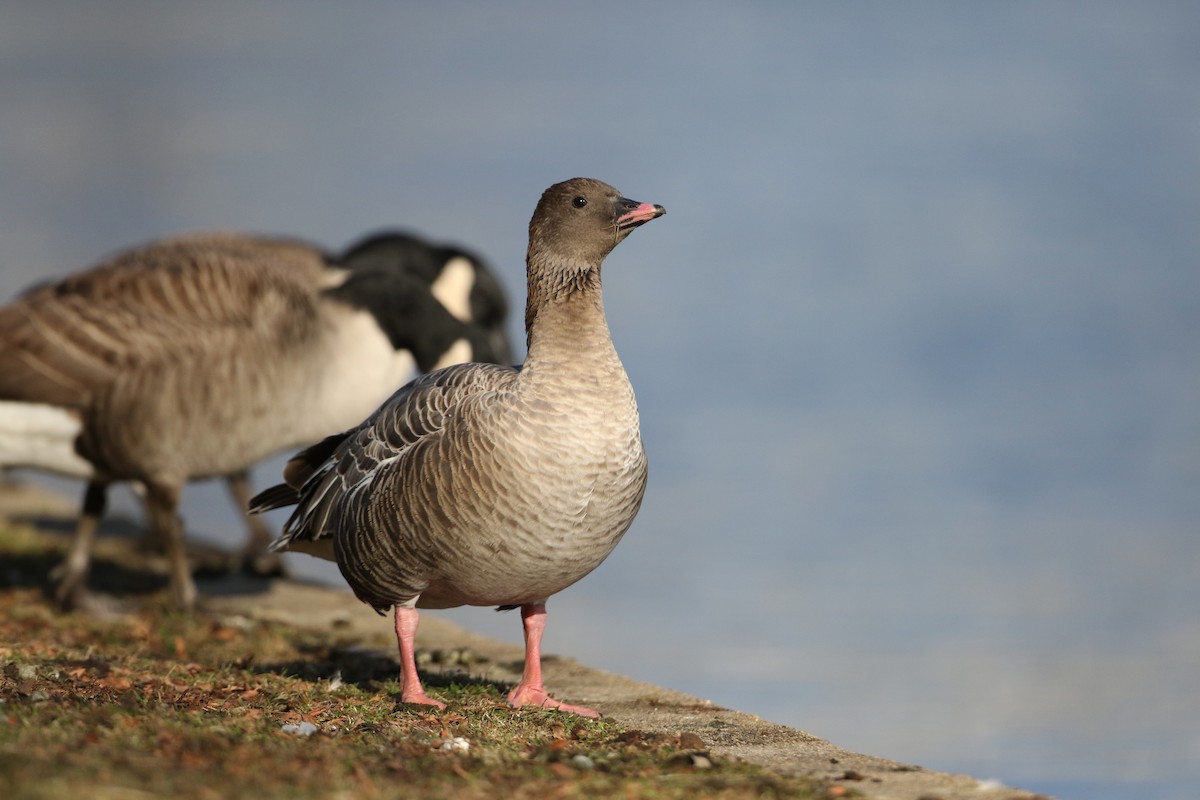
[0,232,513,610]
[251,178,665,717]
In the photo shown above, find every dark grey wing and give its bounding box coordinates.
[262,361,518,550]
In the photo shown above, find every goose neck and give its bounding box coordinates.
[523,283,615,369]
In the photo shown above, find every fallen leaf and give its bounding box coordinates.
[99,676,132,691]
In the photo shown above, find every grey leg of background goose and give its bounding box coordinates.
[224,470,285,576]
[142,479,196,611]
[133,481,171,553]
[51,481,107,610]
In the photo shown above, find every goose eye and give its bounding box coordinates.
[572,196,587,208]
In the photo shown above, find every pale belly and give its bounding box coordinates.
[414,459,647,609]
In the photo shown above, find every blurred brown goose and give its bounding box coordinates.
[0,231,513,610]
[252,178,664,716]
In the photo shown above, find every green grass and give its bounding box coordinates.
[0,520,825,799]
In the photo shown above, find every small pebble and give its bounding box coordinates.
[570,754,595,770]
[221,614,256,632]
[281,722,319,736]
[429,647,482,666]
[670,752,714,769]
[439,736,470,752]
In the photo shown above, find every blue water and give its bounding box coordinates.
[3,4,1198,798]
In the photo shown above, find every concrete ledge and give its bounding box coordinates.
[2,480,1045,800]
[202,575,1046,800]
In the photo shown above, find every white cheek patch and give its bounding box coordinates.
[430,257,476,322]
[317,266,351,290]
[0,401,95,478]
[433,338,473,370]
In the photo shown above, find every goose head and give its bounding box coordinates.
[526,178,665,302]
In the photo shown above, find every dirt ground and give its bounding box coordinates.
[1,481,1048,800]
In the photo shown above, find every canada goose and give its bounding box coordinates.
[336,232,512,366]
[0,231,513,610]
[251,178,665,716]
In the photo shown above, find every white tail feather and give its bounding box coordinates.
[0,401,95,478]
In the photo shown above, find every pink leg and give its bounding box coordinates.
[507,603,599,718]
[393,606,445,709]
